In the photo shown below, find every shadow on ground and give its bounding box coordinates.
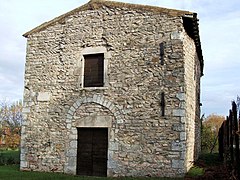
[185,153,230,180]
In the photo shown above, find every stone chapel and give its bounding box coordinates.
[21,0,204,177]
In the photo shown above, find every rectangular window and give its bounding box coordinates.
[84,53,104,87]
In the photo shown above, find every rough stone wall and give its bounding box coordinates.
[194,46,202,160]
[21,4,201,177]
[183,31,201,171]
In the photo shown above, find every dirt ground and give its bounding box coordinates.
[185,165,229,179]
[184,154,231,180]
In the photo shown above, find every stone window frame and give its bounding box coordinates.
[79,46,110,89]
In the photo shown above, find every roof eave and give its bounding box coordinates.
[183,13,204,76]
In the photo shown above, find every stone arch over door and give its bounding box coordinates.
[64,95,123,175]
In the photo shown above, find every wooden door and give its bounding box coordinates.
[77,128,108,177]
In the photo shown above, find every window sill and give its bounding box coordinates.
[80,87,109,90]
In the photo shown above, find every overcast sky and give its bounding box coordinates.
[0,0,240,117]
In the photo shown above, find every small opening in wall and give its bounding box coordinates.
[161,92,165,116]
[160,42,165,65]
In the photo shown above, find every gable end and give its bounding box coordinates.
[23,0,193,38]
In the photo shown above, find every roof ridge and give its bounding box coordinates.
[23,0,193,37]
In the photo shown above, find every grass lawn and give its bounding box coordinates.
[0,165,183,180]
[0,151,224,179]
[0,150,182,179]
[0,165,87,180]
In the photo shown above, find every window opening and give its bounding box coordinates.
[84,54,104,87]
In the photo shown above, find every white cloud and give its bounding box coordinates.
[0,0,87,102]
[0,0,240,116]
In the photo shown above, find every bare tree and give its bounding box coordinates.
[0,100,22,149]
[0,100,22,134]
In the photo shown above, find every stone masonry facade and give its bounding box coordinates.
[21,0,203,177]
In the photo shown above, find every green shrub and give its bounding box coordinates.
[0,150,20,165]
[201,125,218,153]
[198,153,222,166]
[187,166,204,177]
